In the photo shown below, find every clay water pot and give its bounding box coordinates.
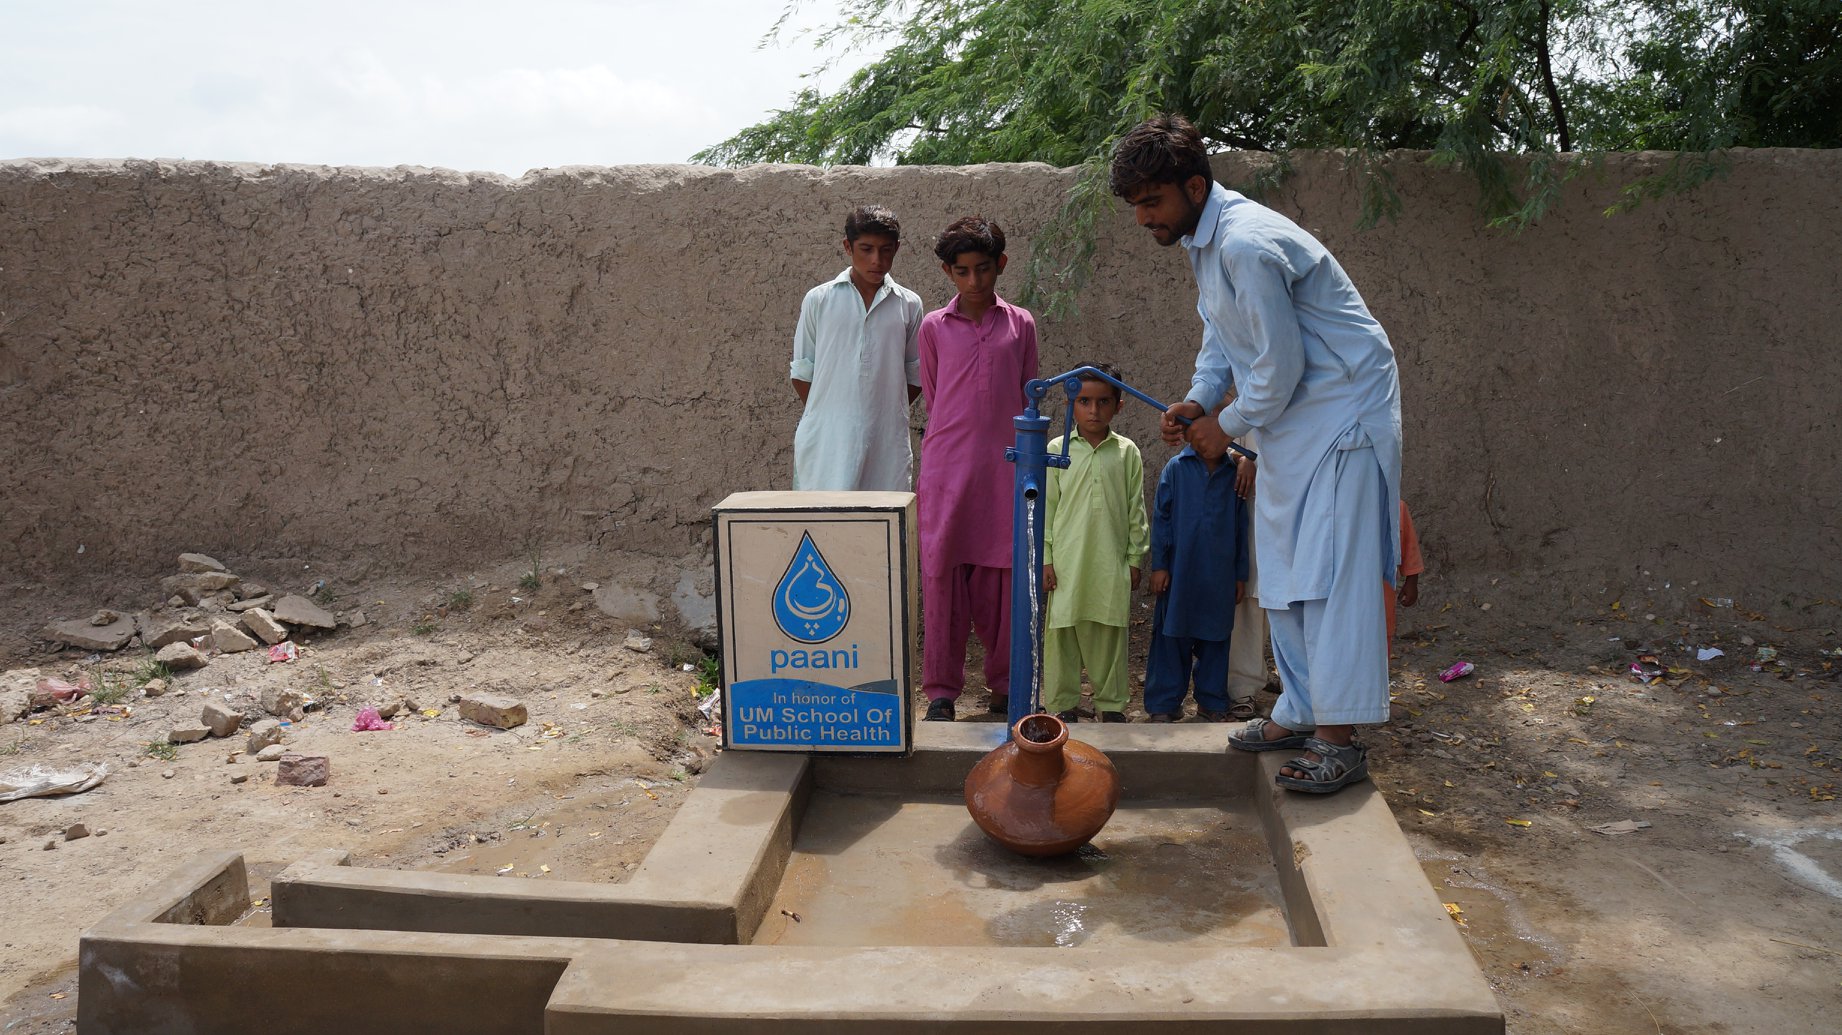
[964,713,1120,857]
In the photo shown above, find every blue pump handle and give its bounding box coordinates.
[1024,366,1258,464]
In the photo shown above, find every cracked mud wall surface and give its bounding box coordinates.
[0,152,1837,616]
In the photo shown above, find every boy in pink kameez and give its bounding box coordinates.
[916,217,1039,721]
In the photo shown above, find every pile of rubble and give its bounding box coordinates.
[39,552,362,672]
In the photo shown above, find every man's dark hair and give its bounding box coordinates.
[933,216,1006,264]
[1077,361,1124,402]
[844,205,901,241]
[1108,114,1214,197]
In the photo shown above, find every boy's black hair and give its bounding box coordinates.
[934,215,1006,264]
[1108,114,1214,198]
[844,205,901,242]
[1076,362,1124,402]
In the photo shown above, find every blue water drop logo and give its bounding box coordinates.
[773,532,851,644]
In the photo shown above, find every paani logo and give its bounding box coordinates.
[772,532,850,643]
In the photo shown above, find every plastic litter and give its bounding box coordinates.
[0,763,110,803]
[1629,653,1666,684]
[268,641,298,664]
[1697,647,1725,662]
[1590,819,1652,836]
[1438,661,1475,683]
[33,676,89,706]
[351,707,394,732]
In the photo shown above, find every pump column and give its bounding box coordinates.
[1004,407,1054,735]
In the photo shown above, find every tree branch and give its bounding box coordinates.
[1536,0,1572,151]
[1208,133,1275,153]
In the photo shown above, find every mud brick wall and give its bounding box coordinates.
[1,151,1836,615]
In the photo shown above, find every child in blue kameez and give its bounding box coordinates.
[1144,434,1250,722]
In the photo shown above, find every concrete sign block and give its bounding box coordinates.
[714,491,917,754]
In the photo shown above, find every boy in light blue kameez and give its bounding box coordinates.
[1111,114,1402,795]
[789,205,924,491]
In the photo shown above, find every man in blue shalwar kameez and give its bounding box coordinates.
[1111,114,1403,794]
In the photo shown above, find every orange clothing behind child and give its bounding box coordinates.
[1385,501,1424,649]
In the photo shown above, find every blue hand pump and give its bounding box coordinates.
[1001,366,1255,737]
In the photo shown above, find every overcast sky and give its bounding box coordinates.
[0,0,864,174]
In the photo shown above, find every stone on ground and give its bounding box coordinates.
[140,677,169,698]
[255,744,286,762]
[177,553,227,573]
[64,823,90,841]
[260,687,306,720]
[275,754,330,787]
[161,572,241,604]
[201,700,242,738]
[43,615,137,652]
[271,594,337,630]
[459,693,528,730]
[1,668,38,723]
[209,620,260,654]
[246,719,285,753]
[624,629,654,653]
[226,596,272,613]
[168,726,211,744]
[239,608,288,645]
[136,610,211,649]
[154,642,209,670]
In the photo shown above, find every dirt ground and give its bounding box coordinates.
[1,564,1838,1034]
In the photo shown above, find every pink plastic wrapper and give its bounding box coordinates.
[351,707,394,732]
[1438,661,1475,683]
[34,676,90,704]
[268,641,298,664]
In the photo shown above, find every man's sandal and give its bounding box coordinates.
[1274,737,1369,794]
[1227,700,1258,722]
[1227,715,1314,753]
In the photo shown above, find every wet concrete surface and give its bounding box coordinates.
[758,792,1288,948]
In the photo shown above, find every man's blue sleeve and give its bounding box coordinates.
[1184,315,1234,410]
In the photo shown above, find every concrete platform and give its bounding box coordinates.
[78,723,1503,1033]
[757,793,1289,949]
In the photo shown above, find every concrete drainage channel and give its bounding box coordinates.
[79,724,1502,1033]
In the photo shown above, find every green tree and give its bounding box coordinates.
[698,1,1839,310]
